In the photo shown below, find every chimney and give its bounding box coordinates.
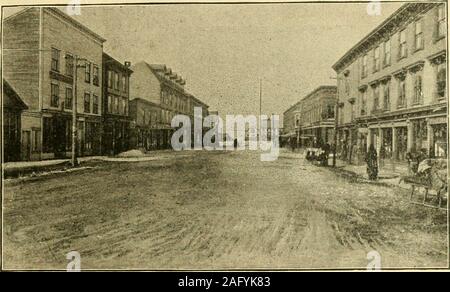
[124,61,131,67]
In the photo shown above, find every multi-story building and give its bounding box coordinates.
[282,101,302,146]
[333,2,447,164]
[3,7,105,160]
[130,62,209,149]
[102,53,133,155]
[283,86,336,148]
[129,98,165,150]
[298,86,337,147]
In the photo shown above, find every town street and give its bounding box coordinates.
[3,150,447,270]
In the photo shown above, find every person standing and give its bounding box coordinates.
[366,144,378,180]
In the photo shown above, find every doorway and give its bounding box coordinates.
[21,130,31,161]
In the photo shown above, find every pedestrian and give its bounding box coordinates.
[366,144,378,180]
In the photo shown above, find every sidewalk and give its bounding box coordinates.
[334,158,410,189]
[2,149,186,178]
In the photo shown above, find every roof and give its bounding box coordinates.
[284,85,336,114]
[332,2,436,72]
[130,97,160,108]
[301,85,337,102]
[4,7,106,43]
[142,62,186,88]
[3,79,28,110]
[103,52,133,74]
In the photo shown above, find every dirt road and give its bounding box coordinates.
[3,150,447,269]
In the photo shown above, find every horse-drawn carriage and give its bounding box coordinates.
[401,158,448,209]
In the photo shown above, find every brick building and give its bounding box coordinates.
[3,7,105,160]
[283,86,337,148]
[332,3,447,164]
[102,53,133,155]
[129,98,166,150]
[129,62,209,149]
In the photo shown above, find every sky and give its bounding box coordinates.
[3,2,404,123]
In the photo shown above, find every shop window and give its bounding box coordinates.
[43,117,53,153]
[433,124,447,158]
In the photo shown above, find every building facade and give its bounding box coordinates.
[298,86,337,147]
[3,79,28,162]
[282,101,302,146]
[130,62,209,149]
[102,53,133,155]
[129,98,167,150]
[3,7,105,160]
[333,3,447,164]
[283,86,336,148]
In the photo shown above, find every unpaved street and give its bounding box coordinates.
[3,150,447,269]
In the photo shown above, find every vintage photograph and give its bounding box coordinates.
[1,0,448,271]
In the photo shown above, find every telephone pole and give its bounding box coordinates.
[71,55,78,167]
[259,78,262,118]
[71,55,87,167]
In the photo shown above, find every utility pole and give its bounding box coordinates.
[330,76,340,167]
[71,55,78,167]
[333,97,339,167]
[71,56,86,167]
[259,78,262,118]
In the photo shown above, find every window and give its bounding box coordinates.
[122,98,128,115]
[373,46,380,72]
[383,82,390,110]
[65,87,73,110]
[85,62,91,83]
[32,130,40,152]
[399,29,407,59]
[437,65,446,99]
[51,83,59,107]
[414,21,424,51]
[362,54,368,78]
[84,92,91,113]
[373,85,380,111]
[383,39,391,66]
[360,91,367,116]
[85,122,93,151]
[108,71,114,89]
[122,75,128,92]
[413,74,423,104]
[65,54,74,76]
[93,65,99,86]
[115,72,120,90]
[93,94,99,114]
[437,5,446,38]
[398,79,406,108]
[51,48,60,72]
[115,96,119,113]
[108,95,113,113]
